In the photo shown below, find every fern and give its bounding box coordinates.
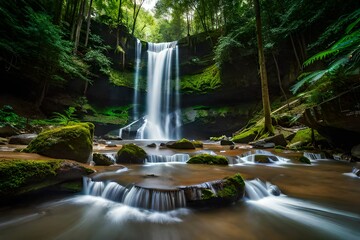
[52,107,78,125]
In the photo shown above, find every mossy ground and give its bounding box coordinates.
[187,154,228,165]
[290,128,325,145]
[0,159,62,196]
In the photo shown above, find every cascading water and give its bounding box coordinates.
[146,154,190,163]
[133,38,142,121]
[136,41,181,140]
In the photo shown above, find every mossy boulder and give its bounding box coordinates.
[232,124,267,143]
[116,143,147,164]
[0,159,94,198]
[187,154,228,165]
[184,173,245,208]
[299,156,311,164]
[166,138,196,149]
[192,140,203,148]
[23,123,94,163]
[92,153,113,166]
[288,128,326,148]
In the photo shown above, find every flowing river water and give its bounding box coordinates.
[0,141,359,240]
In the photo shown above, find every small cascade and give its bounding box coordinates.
[105,153,116,163]
[236,150,289,164]
[303,152,324,161]
[146,154,190,163]
[118,117,145,139]
[181,180,223,200]
[244,179,281,200]
[83,177,186,211]
[133,38,142,120]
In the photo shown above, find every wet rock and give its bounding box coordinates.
[220,140,235,146]
[106,143,117,147]
[147,143,157,148]
[254,154,278,163]
[192,140,203,148]
[187,154,228,165]
[183,173,245,208]
[23,123,94,163]
[98,139,107,144]
[93,153,113,166]
[352,167,360,177]
[0,125,20,137]
[8,134,37,145]
[250,141,276,149]
[116,143,147,164]
[166,138,195,149]
[299,156,311,164]
[250,134,287,148]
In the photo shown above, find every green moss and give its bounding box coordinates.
[0,159,62,196]
[24,123,93,163]
[217,173,245,198]
[232,124,265,143]
[58,181,83,192]
[92,153,113,166]
[192,140,203,148]
[187,154,228,165]
[201,189,215,200]
[167,138,196,149]
[210,135,227,141]
[181,64,222,94]
[299,156,311,164]
[116,143,147,164]
[290,128,325,145]
[109,69,146,90]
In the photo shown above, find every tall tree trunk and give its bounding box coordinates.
[70,0,79,41]
[116,0,123,47]
[74,0,86,54]
[254,0,273,134]
[131,0,145,36]
[54,0,63,25]
[272,52,290,110]
[84,0,93,47]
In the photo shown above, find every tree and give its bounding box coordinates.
[253,0,273,133]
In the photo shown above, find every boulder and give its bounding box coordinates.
[192,140,204,148]
[187,154,228,165]
[166,138,196,149]
[93,153,113,166]
[254,154,278,163]
[250,141,275,149]
[147,143,157,148]
[0,159,94,198]
[8,134,37,145]
[183,173,245,208]
[250,134,287,148]
[220,140,235,146]
[0,125,20,137]
[116,143,147,164]
[23,123,94,163]
[299,156,311,164]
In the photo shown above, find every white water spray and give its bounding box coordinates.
[133,39,142,120]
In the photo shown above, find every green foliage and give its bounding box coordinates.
[181,65,222,94]
[291,9,360,103]
[0,159,62,196]
[109,69,146,90]
[210,135,227,141]
[187,154,228,165]
[82,105,131,125]
[52,107,78,125]
[0,105,27,129]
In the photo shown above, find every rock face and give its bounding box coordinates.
[92,153,113,166]
[187,154,228,165]
[0,159,94,198]
[166,138,196,149]
[23,123,94,163]
[116,143,147,164]
[8,134,37,145]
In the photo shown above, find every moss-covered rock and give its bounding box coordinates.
[23,123,94,163]
[0,159,94,198]
[92,153,113,166]
[192,140,203,148]
[116,143,147,164]
[187,154,228,165]
[253,154,279,163]
[210,135,227,141]
[289,128,325,147]
[299,156,311,164]
[184,173,245,208]
[232,124,266,143]
[166,138,196,149]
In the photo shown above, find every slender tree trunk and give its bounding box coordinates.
[272,52,290,110]
[254,0,273,134]
[70,0,79,41]
[131,0,145,36]
[84,0,93,47]
[289,33,303,71]
[116,0,123,47]
[74,0,86,54]
[54,0,63,25]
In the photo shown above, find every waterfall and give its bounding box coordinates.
[303,152,324,161]
[136,41,181,140]
[146,154,190,163]
[235,150,290,164]
[133,39,142,120]
[83,177,186,211]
